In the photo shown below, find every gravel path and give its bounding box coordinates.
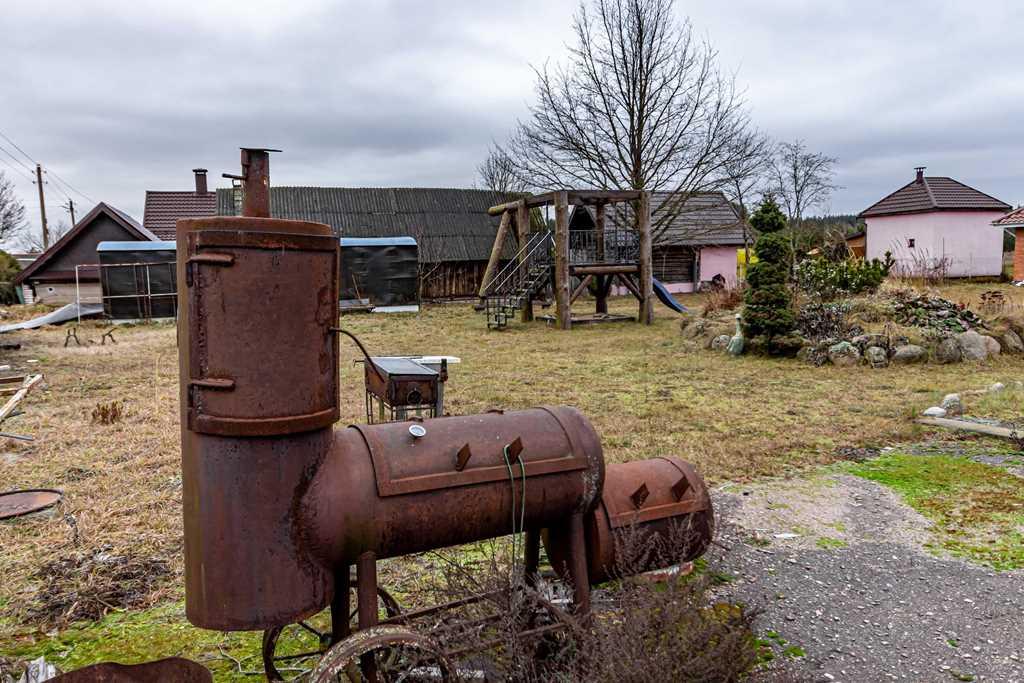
[710,474,1024,683]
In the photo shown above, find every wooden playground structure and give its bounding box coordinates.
[480,190,653,331]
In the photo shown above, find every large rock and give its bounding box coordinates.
[864,346,888,368]
[1001,329,1024,354]
[851,333,888,352]
[828,341,861,367]
[711,334,731,352]
[956,330,989,361]
[891,344,927,364]
[933,337,963,364]
[940,393,963,416]
[982,335,1001,357]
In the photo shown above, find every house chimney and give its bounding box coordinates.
[193,168,208,194]
[915,166,926,183]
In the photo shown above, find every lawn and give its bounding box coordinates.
[1,282,1022,678]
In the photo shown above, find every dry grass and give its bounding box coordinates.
[0,282,1021,675]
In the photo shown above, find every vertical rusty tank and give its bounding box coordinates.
[177,149,340,630]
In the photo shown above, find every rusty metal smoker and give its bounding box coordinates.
[178,149,714,681]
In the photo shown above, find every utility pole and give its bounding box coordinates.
[35,163,49,250]
[63,198,76,226]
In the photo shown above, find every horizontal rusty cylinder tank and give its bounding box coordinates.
[301,407,604,566]
[545,457,713,585]
[177,214,340,631]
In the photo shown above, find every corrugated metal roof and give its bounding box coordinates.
[576,191,744,246]
[860,176,1010,218]
[216,187,508,263]
[340,237,417,247]
[97,240,176,252]
[144,190,217,239]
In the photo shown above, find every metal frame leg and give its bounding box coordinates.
[566,513,591,619]
[331,567,351,644]
[524,528,540,588]
[357,551,379,681]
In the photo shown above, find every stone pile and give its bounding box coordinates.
[891,293,984,334]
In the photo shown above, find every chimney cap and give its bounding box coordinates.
[192,168,208,174]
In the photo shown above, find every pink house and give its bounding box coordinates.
[859,168,1010,278]
[569,191,743,294]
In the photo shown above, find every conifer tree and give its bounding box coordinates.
[742,196,795,345]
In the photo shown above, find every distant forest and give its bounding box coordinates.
[799,214,865,236]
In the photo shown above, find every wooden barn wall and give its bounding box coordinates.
[419,260,505,299]
[651,245,696,283]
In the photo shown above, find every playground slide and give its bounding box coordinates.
[652,279,688,313]
[0,302,104,334]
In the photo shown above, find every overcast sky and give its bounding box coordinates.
[1,0,1022,243]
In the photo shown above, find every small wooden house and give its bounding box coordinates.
[216,187,509,299]
[568,191,744,292]
[13,203,157,304]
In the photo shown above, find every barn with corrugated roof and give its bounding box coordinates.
[215,186,511,299]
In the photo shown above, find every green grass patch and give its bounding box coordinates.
[848,453,1024,569]
[815,537,848,550]
[0,601,260,682]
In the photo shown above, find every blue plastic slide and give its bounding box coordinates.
[652,278,688,313]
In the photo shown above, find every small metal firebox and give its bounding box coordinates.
[364,356,449,423]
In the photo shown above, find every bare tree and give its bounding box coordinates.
[502,0,754,241]
[477,146,522,198]
[0,172,27,246]
[771,139,838,227]
[17,221,70,253]
[719,129,773,258]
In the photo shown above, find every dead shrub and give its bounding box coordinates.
[702,285,745,319]
[91,400,125,425]
[425,524,759,683]
[22,545,171,628]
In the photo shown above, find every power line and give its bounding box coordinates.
[0,154,35,183]
[46,169,96,205]
[0,128,37,165]
[0,141,35,177]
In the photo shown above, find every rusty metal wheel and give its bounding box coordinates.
[263,585,402,681]
[308,625,455,682]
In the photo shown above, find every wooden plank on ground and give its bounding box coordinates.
[916,417,1019,440]
[0,374,43,425]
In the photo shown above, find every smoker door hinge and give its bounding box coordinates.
[187,377,235,409]
[185,252,235,286]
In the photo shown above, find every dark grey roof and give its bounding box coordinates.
[574,191,744,247]
[860,176,1010,218]
[216,187,508,263]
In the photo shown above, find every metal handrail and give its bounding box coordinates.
[488,231,553,295]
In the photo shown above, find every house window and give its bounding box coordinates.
[907,238,916,249]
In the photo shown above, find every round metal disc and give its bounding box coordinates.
[408,424,427,439]
[0,489,63,520]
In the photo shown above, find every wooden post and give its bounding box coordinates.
[594,203,607,314]
[637,191,653,325]
[516,201,534,322]
[477,210,511,302]
[554,191,571,330]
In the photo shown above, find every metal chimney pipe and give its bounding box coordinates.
[240,148,279,218]
[192,168,208,195]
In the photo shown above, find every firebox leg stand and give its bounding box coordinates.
[331,567,351,645]
[524,529,540,588]
[566,513,591,620]
[357,551,380,682]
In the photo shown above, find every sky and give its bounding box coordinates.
[1,0,1022,245]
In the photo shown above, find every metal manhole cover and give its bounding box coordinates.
[0,489,63,520]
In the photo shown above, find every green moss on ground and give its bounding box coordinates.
[848,453,1024,570]
[1,602,260,682]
